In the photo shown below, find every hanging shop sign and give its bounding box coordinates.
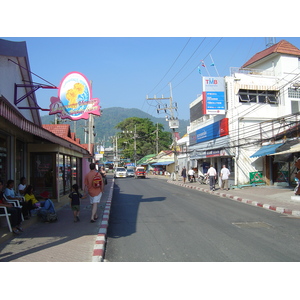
[202,77,225,115]
[49,72,100,120]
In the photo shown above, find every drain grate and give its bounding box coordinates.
[232,221,272,229]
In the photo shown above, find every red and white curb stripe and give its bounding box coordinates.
[92,179,114,262]
[168,180,300,217]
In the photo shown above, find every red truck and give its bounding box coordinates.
[135,167,146,178]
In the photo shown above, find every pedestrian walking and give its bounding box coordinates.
[181,166,187,183]
[207,165,217,191]
[220,165,230,191]
[84,162,104,223]
[69,184,83,222]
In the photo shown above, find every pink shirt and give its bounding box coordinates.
[84,170,103,197]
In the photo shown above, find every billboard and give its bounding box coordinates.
[49,72,100,121]
[189,118,229,146]
[202,77,225,115]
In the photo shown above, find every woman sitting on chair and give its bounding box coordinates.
[18,177,27,196]
[4,179,29,219]
[24,185,41,215]
[0,179,23,234]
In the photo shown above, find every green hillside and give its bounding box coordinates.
[41,107,189,145]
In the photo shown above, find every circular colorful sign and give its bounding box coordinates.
[49,72,100,120]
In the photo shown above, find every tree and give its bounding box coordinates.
[115,117,172,161]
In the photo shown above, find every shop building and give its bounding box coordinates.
[188,40,300,186]
[0,38,92,201]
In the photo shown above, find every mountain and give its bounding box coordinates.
[41,107,190,145]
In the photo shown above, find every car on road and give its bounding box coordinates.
[126,169,135,177]
[114,167,127,178]
[135,167,146,178]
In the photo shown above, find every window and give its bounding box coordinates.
[30,153,54,197]
[16,140,25,184]
[238,89,278,104]
[291,101,300,114]
[288,87,300,99]
[0,134,8,181]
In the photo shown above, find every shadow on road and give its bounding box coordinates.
[107,182,166,238]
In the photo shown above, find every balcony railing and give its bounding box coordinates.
[230,67,275,77]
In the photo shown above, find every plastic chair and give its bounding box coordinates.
[0,205,12,232]
[3,194,25,221]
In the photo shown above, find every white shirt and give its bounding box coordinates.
[207,167,217,176]
[188,169,195,175]
[18,183,26,195]
[220,167,230,180]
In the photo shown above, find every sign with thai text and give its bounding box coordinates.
[49,72,100,120]
[202,76,225,115]
[189,118,229,146]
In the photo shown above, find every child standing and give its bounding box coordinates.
[69,184,82,222]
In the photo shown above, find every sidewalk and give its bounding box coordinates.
[0,177,114,262]
[148,174,300,217]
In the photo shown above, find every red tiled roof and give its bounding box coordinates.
[242,40,300,68]
[43,124,71,138]
[71,132,75,141]
[42,124,88,152]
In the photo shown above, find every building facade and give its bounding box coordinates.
[0,38,92,201]
[188,40,300,186]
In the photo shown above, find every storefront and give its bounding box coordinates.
[29,152,83,199]
[0,96,90,201]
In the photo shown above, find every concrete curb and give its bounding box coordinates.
[92,178,114,262]
[167,180,300,217]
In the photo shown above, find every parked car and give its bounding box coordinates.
[114,167,127,178]
[126,169,135,177]
[135,167,146,178]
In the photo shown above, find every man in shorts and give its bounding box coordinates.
[84,163,104,222]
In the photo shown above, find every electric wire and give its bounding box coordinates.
[189,69,300,152]
[146,37,192,96]
[154,38,207,96]
[172,37,223,91]
[146,38,223,121]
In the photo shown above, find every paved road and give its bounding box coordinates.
[105,176,300,262]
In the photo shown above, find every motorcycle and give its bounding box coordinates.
[188,174,196,182]
[198,173,209,185]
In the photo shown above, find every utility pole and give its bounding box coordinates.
[146,82,179,180]
[122,124,138,167]
[156,123,159,155]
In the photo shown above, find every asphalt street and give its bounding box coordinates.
[105,176,300,262]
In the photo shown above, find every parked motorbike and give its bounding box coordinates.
[198,173,209,185]
[188,174,196,182]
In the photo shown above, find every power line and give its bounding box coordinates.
[154,38,207,96]
[172,38,223,91]
[147,37,192,96]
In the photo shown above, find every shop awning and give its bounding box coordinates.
[270,143,300,156]
[250,143,283,158]
[152,161,174,166]
[270,140,300,162]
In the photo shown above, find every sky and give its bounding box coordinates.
[1,2,299,124]
[2,36,300,121]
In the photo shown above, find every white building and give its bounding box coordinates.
[188,40,300,186]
